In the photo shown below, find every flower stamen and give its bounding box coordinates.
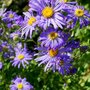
[17,54,24,60]
[48,32,58,40]
[42,7,54,18]
[17,83,23,89]
[49,49,58,57]
[75,9,84,17]
[9,14,14,18]
[28,17,36,25]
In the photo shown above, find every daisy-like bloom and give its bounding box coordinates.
[10,77,34,90]
[35,47,72,74]
[20,12,40,38]
[39,27,69,48]
[2,10,18,22]
[11,45,32,68]
[67,5,90,28]
[29,0,65,29]
[0,62,3,69]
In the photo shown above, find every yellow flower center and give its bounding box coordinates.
[17,54,24,60]
[60,0,68,3]
[75,9,84,17]
[28,17,36,25]
[48,32,58,40]
[17,83,23,89]
[49,49,58,57]
[42,7,54,18]
[9,14,14,18]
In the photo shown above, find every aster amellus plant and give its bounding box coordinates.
[0,0,90,89]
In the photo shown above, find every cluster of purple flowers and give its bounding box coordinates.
[2,10,23,28]
[0,0,90,89]
[35,27,79,75]
[26,0,82,75]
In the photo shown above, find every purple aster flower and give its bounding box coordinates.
[2,10,23,28]
[10,31,21,40]
[29,0,65,29]
[10,77,34,90]
[39,27,69,48]
[2,10,18,23]
[20,12,40,38]
[35,46,73,75]
[67,5,90,28]
[11,45,32,68]
[0,62,3,69]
